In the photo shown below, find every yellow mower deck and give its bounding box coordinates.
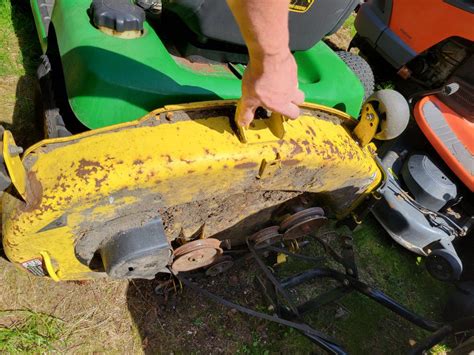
[1,101,382,281]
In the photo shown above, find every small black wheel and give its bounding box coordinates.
[426,249,463,282]
[336,51,375,101]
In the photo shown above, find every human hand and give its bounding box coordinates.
[236,51,305,128]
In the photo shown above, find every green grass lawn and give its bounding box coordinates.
[0,310,64,352]
[0,2,453,353]
[0,0,38,76]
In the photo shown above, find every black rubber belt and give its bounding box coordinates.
[177,275,342,348]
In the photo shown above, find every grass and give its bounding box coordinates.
[0,0,38,77]
[339,220,450,352]
[0,310,64,352]
[237,333,271,354]
[342,14,357,37]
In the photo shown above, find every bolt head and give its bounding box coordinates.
[8,145,23,156]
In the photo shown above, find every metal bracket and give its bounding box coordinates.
[234,101,287,144]
[353,102,379,147]
[258,153,282,179]
[2,130,27,199]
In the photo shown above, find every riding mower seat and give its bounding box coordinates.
[164,0,359,51]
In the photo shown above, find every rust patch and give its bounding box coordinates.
[256,134,261,139]
[234,162,258,169]
[133,159,144,166]
[76,159,103,181]
[187,170,195,174]
[289,139,303,155]
[308,127,316,137]
[58,183,71,193]
[163,155,173,163]
[281,159,300,166]
[323,139,341,157]
[173,56,232,74]
[301,140,310,146]
[22,171,43,212]
[95,174,109,189]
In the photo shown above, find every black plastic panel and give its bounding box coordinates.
[444,0,474,14]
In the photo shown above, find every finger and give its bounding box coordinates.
[237,102,257,128]
[292,89,305,105]
[278,102,301,120]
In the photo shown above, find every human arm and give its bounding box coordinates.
[227,0,304,128]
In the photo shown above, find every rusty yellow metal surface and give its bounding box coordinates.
[353,103,380,147]
[2,100,382,281]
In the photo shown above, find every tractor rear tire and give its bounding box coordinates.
[337,51,375,101]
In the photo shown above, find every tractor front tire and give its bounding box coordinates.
[337,51,375,101]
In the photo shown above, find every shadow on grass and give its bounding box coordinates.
[5,1,43,149]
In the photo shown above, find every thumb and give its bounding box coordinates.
[236,100,257,128]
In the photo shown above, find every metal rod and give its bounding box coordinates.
[281,267,338,289]
[349,280,442,332]
[280,267,442,331]
[178,275,347,354]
